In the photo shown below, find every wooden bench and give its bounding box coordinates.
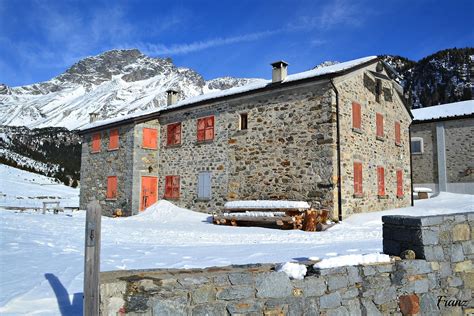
[42,201,64,214]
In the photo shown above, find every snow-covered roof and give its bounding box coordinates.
[79,56,378,132]
[412,100,474,122]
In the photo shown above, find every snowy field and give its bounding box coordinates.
[0,164,78,209]
[0,166,473,314]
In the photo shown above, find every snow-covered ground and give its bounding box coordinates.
[0,166,472,314]
[0,164,78,209]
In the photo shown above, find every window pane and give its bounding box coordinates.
[240,113,248,130]
[411,140,421,153]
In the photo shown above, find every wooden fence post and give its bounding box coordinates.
[84,200,101,316]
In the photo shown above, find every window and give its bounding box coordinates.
[91,133,101,153]
[352,102,361,130]
[397,170,403,197]
[375,79,382,102]
[376,113,384,138]
[197,116,214,141]
[142,128,158,149]
[353,162,363,196]
[165,175,180,199]
[106,176,117,199]
[239,113,248,130]
[108,129,119,150]
[395,122,401,145]
[377,166,385,196]
[411,137,424,154]
[198,172,211,199]
[167,123,181,146]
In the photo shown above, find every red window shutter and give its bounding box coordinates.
[206,116,214,140]
[197,116,214,141]
[395,122,401,145]
[173,176,180,198]
[376,113,384,137]
[167,123,182,146]
[397,170,403,197]
[108,129,119,150]
[167,124,173,145]
[174,123,181,144]
[165,175,180,198]
[92,133,101,152]
[197,118,205,141]
[143,128,158,149]
[352,102,361,129]
[107,176,117,199]
[377,166,385,196]
[165,176,173,197]
[353,162,363,195]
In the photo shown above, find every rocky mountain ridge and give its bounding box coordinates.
[381,47,473,108]
[0,49,265,130]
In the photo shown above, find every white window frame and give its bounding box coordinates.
[411,137,424,154]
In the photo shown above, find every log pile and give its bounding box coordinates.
[212,208,335,231]
[302,209,332,232]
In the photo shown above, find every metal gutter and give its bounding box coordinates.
[330,79,343,221]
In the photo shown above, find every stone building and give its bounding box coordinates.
[410,100,474,194]
[79,56,413,219]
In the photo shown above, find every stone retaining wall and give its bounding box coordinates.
[100,214,472,315]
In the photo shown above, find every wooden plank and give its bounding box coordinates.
[223,208,307,213]
[214,215,295,222]
[83,200,101,316]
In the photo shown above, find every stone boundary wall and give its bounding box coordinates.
[100,212,473,315]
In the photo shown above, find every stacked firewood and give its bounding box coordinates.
[302,209,332,232]
[212,208,335,231]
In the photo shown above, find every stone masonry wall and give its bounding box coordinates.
[157,81,337,214]
[100,212,473,315]
[411,117,474,193]
[444,118,474,185]
[336,64,412,217]
[79,124,135,216]
[410,122,438,185]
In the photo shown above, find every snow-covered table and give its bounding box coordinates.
[215,200,312,230]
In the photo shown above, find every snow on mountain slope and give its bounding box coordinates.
[0,49,265,130]
[0,164,79,209]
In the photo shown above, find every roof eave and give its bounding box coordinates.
[411,113,474,124]
[78,57,380,134]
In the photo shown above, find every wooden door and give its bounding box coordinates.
[140,176,158,211]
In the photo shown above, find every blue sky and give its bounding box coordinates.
[1,0,473,87]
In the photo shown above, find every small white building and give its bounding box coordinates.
[410,100,474,194]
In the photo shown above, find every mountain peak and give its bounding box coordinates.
[0,50,263,129]
[58,48,176,86]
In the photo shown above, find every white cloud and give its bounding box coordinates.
[137,30,280,55]
[288,0,365,30]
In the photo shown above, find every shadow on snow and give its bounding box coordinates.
[44,273,83,316]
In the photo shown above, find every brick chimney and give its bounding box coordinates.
[89,113,99,123]
[271,60,288,83]
[166,89,179,106]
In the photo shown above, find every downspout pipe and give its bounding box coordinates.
[408,126,414,206]
[330,80,343,221]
